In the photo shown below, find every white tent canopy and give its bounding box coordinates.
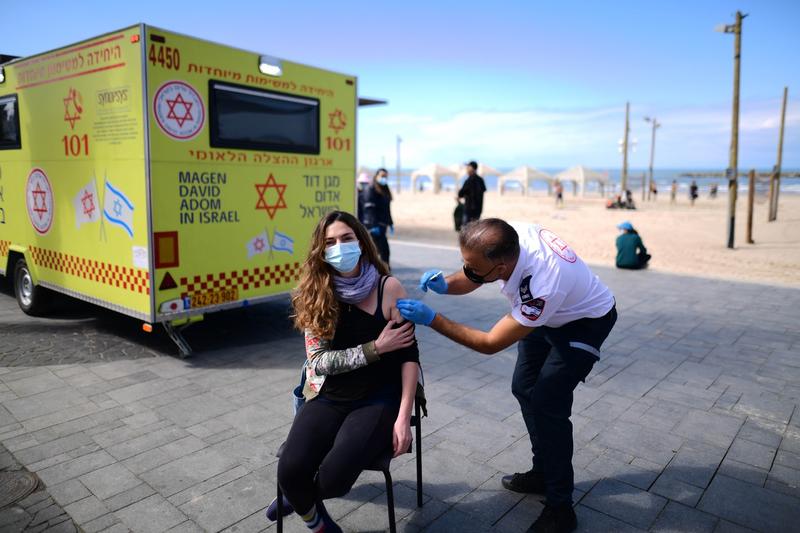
[498,166,553,195]
[449,163,503,187]
[410,163,460,193]
[554,165,609,196]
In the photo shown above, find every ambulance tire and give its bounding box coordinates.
[14,258,51,316]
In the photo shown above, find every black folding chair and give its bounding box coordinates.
[276,400,424,533]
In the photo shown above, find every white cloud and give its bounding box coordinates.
[358,99,799,169]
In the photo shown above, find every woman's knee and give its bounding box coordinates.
[316,461,359,499]
[277,452,312,489]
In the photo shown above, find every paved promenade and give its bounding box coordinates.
[0,240,799,532]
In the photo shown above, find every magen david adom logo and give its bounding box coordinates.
[153,81,205,140]
[26,168,54,235]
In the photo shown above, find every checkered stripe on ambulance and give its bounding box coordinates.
[500,224,614,329]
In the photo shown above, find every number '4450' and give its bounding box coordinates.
[148,44,180,70]
[62,135,89,157]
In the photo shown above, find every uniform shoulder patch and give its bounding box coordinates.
[519,275,534,303]
[521,298,546,322]
[519,274,546,321]
[539,228,577,263]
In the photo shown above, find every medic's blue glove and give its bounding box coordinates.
[369,226,382,236]
[396,299,436,326]
[389,225,395,236]
[419,270,447,294]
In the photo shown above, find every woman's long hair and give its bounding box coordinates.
[373,168,392,200]
[292,211,389,339]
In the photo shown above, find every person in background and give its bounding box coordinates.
[356,172,371,222]
[670,180,678,204]
[271,211,419,533]
[649,180,658,200]
[554,180,564,208]
[624,189,636,210]
[710,182,718,199]
[615,221,651,270]
[689,180,699,206]
[457,161,487,225]
[360,168,393,267]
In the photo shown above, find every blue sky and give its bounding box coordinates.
[2,0,798,169]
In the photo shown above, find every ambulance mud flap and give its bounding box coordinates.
[163,315,203,358]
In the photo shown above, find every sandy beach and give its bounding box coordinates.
[390,189,800,287]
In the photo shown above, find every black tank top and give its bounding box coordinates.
[321,276,420,402]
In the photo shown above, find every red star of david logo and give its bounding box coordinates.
[328,109,347,135]
[32,183,48,220]
[166,93,194,127]
[255,174,287,219]
[81,190,96,218]
[63,87,83,130]
[253,238,266,252]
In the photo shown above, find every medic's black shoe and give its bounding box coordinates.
[526,503,577,533]
[501,469,547,494]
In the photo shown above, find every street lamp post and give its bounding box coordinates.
[644,116,660,201]
[716,11,747,249]
[621,102,630,192]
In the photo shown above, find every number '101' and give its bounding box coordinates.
[62,135,89,157]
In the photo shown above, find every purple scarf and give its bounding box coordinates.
[332,261,379,304]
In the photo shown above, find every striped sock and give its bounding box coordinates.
[301,507,324,532]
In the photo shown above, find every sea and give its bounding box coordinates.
[382,168,800,196]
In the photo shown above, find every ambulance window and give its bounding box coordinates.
[0,95,21,150]
[210,82,319,154]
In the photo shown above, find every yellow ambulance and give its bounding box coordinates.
[0,25,357,355]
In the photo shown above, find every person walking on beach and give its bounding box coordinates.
[649,181,658,201]
[670,180,678,204]
[615,221,650,269]
[689,180,699,206]
[710,182,718,199]
[360,168,394,267]
[457,161,487,224]
[554,180,564,208]
[396,219,617,533]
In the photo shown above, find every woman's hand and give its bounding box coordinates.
[374,320,415,355]
[393,416,412,457]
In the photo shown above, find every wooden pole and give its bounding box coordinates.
[726,11,744,249]
[641,172,646,202]
[770,86,788,221]
[621,102,630,192]
[746,169,755,244]
[646,118,659,201]
[395,135,402,195]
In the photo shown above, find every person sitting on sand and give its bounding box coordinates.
[616,221,650,269]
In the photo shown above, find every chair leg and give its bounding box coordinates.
[276,483,283,533]
[383,469,397,533]
[415,407,423,508]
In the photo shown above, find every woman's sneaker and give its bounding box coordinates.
[265,495,294,521]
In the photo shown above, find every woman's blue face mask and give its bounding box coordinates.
[325,241,361,273]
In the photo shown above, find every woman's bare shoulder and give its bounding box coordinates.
[383,276,408,301]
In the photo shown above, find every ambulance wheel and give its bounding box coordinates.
[14,259,50,316]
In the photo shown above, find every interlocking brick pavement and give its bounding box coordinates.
[0,240,798,532]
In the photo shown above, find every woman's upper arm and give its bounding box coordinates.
[383,277,407,321]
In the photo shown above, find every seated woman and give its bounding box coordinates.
[616,221,651,269]
[271,211,419,532]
